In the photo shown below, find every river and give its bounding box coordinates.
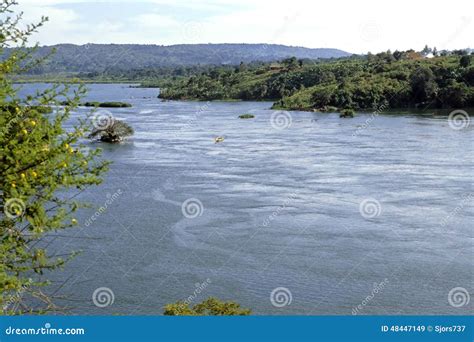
[16,83,473,315]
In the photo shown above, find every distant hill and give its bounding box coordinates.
[12,43,351,74]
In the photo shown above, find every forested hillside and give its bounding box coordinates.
[8,43,350,75]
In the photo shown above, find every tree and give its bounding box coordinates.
[460,55,471,68]
[421,44,432,56]
[410,66,438,103]
[282,57,299,70]
[164,297,251,316]
[393,50,404,61]
[0,0,109,314]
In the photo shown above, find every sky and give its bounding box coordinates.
[16,0,474,54]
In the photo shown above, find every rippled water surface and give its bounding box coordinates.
[18,83,473,315]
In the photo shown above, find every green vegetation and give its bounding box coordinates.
[89,120,134,143]
[238,113,255,119]
[5,44,349,79]
[0,0,109,314]
[61,101,132,108]
[159,52,474,110]
[164,297,251,316]
[1,104,52,114]
[339,108,355,118]
[96,101,132,108]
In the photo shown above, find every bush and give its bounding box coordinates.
[319,105,338,112]
[164,297,251,316]
[339,108,355,118]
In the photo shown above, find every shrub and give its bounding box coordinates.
[339,108,355,118]
[164,297,251,316]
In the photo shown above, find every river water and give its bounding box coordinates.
[17,83,473,315]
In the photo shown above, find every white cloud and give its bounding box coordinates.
[133,13,180,29]
[14,0,474,52]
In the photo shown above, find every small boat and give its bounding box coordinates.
[214,136,225,143]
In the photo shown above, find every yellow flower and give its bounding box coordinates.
[15,107,20,113]
[30,120,36,126]
[20,173,26,179]
[11,182,16,188]
[21,129,28,135]
[31,171,38,178]
[62,162,68,168]
[65,143,70,149]
[69,147,74,154]
[71,218,78,225]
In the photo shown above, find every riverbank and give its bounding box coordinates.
[158,54,474,111]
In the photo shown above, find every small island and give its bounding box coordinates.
[89,120,134,143]
[238,114,255,119]
[61,101,132,108]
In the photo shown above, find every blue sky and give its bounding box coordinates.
[18,0,473,54]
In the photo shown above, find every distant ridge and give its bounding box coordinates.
[17,43,351,74]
